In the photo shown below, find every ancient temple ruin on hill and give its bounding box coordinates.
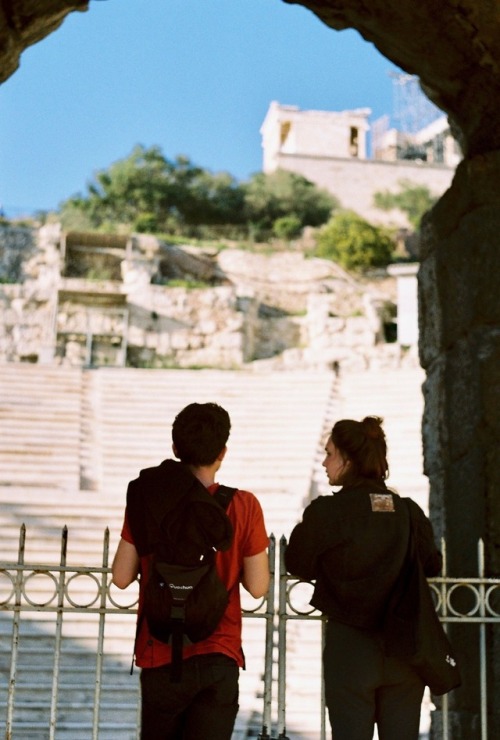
[260,100,460,227]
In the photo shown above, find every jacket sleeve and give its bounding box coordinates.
[285,498,330,581]
[409,500,443,576]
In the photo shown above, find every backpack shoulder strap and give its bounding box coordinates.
[213,485,237,511]
[127,460,230,555]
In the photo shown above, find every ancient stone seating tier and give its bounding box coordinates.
[0,363,427,739]
[0,364,82,491]
[0,365,336,738]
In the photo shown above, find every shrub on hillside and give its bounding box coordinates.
[244,169,337,236]
[316,210,395,270]
[373,179,438,229]
[272,215,303,240]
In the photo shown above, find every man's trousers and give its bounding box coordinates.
[140,653,239,740]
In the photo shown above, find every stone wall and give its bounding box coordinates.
[419,153,500,566]
[419,151,500,740]
[0,283,55,363]
[0,225,37,282]
[0,225,408,371]
[125,283,252,369]
[0,225,59,362]
[275,152,455,227]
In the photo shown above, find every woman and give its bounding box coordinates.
[285,416,442,740]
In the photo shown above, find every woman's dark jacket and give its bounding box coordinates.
[285,483,442,631]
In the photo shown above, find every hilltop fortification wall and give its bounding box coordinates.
[274,153,454,227]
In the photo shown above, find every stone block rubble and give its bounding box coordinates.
[0,224,415,372]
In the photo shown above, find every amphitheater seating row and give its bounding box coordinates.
[0,362,428,739]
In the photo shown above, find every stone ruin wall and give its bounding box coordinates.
[0,225,59,362]
[0,224,407,372]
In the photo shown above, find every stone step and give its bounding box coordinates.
[0,362,429,739]
[0,364,83,492]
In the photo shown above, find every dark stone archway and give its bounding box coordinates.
[0,1,89,83]
[284,1,500,158]
[1,0,499,734]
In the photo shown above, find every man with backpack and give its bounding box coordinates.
[112,402,270,740]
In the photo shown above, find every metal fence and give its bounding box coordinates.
[278,536,500,740]
[0,526,274,740]
[1,527,499,740]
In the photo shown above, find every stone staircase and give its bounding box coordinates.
[0,622,141,740]
[0,363,429,739]
[282,365,431,740]
[0,364,82,491]
[0,491,139,739]
[88,366,336,535]
[0,363,336,738]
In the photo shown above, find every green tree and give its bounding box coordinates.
[59,149,336,240]
[179,170,246,227]
[316,210,395,270]
[60,145,177,230]
[59,145,246,234]
[373,179,438,229]
[244,169,336,238]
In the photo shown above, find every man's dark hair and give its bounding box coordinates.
[172,402,231,466]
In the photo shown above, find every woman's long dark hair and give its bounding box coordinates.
[330,416,389,487]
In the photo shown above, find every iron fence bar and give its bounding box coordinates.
[92,528,110,740]
[6,595,500,622]
[135,677,141,740]
[428,576,500,585]
[1,563,112,574]
[276,534,500,740]
[278,536,326,740]
[277,536,289,740]
[320,619,327,740]
[258,533,275,740]
[478,539,488,740]
[5,561,494,587]
[439,536,449,740]
[0,601,135,615]
[1,524,271,738]
[427,617,499,624]
[5,524,25,740]
[49,526,68,740]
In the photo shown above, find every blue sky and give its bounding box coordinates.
[0,0,407,217]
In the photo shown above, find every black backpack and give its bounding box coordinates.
[127,460,236,681]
